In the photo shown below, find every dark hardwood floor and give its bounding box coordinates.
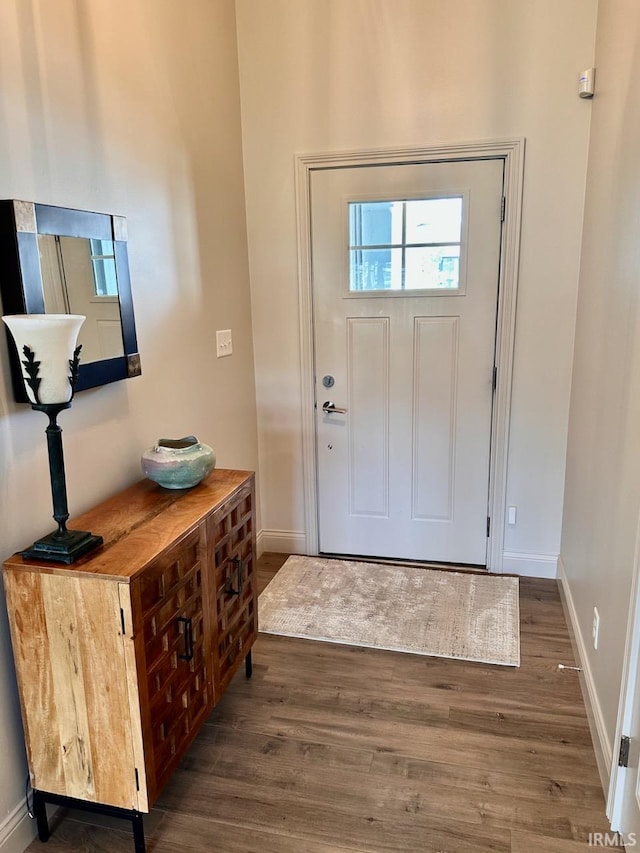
[27,553,617,852]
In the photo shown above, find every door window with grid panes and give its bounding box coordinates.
[348,195,466,294]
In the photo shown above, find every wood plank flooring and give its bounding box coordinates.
[26,553,618,852]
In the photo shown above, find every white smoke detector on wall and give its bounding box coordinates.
[578,67,596,99]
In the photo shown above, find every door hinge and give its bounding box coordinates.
[492,365,497,392]
[500,196,506,222]
[619,735,631,767]
[135,768,140,791]
[487,516,491,537]
[120,608,126,634]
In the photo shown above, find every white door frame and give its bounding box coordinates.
[295,139,525,572]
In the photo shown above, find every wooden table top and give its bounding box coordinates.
[3,468,254,582]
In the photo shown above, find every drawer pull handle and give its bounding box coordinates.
[177,616,194,661]
[226,557,244,596]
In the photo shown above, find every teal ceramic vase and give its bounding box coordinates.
[141,436,216,489]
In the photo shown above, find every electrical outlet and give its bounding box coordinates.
[508,506,517,525]
[216,329,233,358]
[593,607,600,650]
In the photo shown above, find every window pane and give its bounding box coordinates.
[349,201,400,247]
[91,238,111,256]
[350,248,404,291]
[405,245,460,290]
[92,258,119,296]
[90,238,118,296]
[405,197,462,245]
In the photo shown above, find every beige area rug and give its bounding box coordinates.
[259,555,520,667]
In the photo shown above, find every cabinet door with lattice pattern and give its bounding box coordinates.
[209,480,257,694]
[131,526,210,804]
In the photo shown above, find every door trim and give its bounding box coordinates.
[295,139,525,572]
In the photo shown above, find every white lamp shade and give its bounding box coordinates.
[2,314,86,404]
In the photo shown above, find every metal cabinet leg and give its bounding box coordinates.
[31,789,145,852]
[131,812,146,853]
[32,790,50,842]
[245,650,253,678]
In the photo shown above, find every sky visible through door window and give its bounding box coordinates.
[348,196,463,292]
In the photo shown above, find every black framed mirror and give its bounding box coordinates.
[0,200,141,401]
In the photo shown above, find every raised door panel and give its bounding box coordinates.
[131,526,210,804]
[3,569,141,810]
[347,317,390,518]
[412,316,459,521]
[209,481,257,693]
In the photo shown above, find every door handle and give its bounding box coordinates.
[227,557,244,596]
[177,616,194,661]
[322,401,348,414]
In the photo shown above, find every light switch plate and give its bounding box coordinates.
[216,329,232,358]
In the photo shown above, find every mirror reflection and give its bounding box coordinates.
[38,235,125,361]
[0,199,141,401]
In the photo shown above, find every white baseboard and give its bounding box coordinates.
[557,554,612,794]
[0,798,35,853]
[258,529,307,555]
[258,541,559,574]
[501,551,558,578]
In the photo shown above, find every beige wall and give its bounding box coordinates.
[561,0,640,766]
[0,0,629,841]
[0,0,257,842]
[236,0,598,567]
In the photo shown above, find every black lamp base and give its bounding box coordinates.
[22,530,103,565]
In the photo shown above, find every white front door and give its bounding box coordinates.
[312,158,504,564]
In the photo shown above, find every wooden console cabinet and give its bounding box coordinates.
[3,469,257,850]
